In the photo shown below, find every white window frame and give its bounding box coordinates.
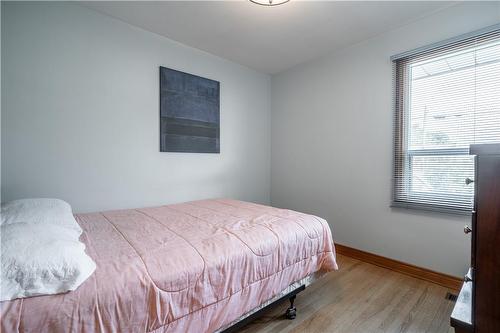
[391,24,500,215]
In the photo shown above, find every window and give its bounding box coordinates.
[392,27,500,214]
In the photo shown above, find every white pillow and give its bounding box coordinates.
[0,223,96,301]
[1,198,82,238]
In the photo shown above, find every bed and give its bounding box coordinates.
[0,199,338,332]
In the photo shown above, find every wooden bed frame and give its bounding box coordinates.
[221,284,306,333]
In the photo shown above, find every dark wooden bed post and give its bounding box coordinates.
[285,295,297,320]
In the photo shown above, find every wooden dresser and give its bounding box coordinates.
[451,143,500,333]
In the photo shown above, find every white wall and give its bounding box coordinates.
[0,2,2,204]
[271,2,500,277]
[3,1,499,277]
[1,2,271,213]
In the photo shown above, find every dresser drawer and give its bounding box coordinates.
[451,268,473,332]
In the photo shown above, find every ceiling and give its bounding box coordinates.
[82,1,456,74]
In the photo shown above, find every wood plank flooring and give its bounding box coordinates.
[239,254,456,333]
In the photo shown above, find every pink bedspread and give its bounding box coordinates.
[0,199,337,333]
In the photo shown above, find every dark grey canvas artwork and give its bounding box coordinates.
[160,67,220,153]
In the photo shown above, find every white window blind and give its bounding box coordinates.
[392,27,500,214]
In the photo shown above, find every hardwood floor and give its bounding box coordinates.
[239,255,456,333]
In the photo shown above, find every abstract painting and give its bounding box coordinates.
[159,67,220,153]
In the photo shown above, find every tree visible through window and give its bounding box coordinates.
[392,29,500,213]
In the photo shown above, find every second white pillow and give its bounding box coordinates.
[0,222,96,302]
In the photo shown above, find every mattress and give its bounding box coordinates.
[0,199,337,333]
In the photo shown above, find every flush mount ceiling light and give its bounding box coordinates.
[249,0,290,6]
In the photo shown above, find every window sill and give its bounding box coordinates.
[391,201,472,216]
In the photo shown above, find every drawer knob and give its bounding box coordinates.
[464,225,472,234]
[465,178,474,185]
